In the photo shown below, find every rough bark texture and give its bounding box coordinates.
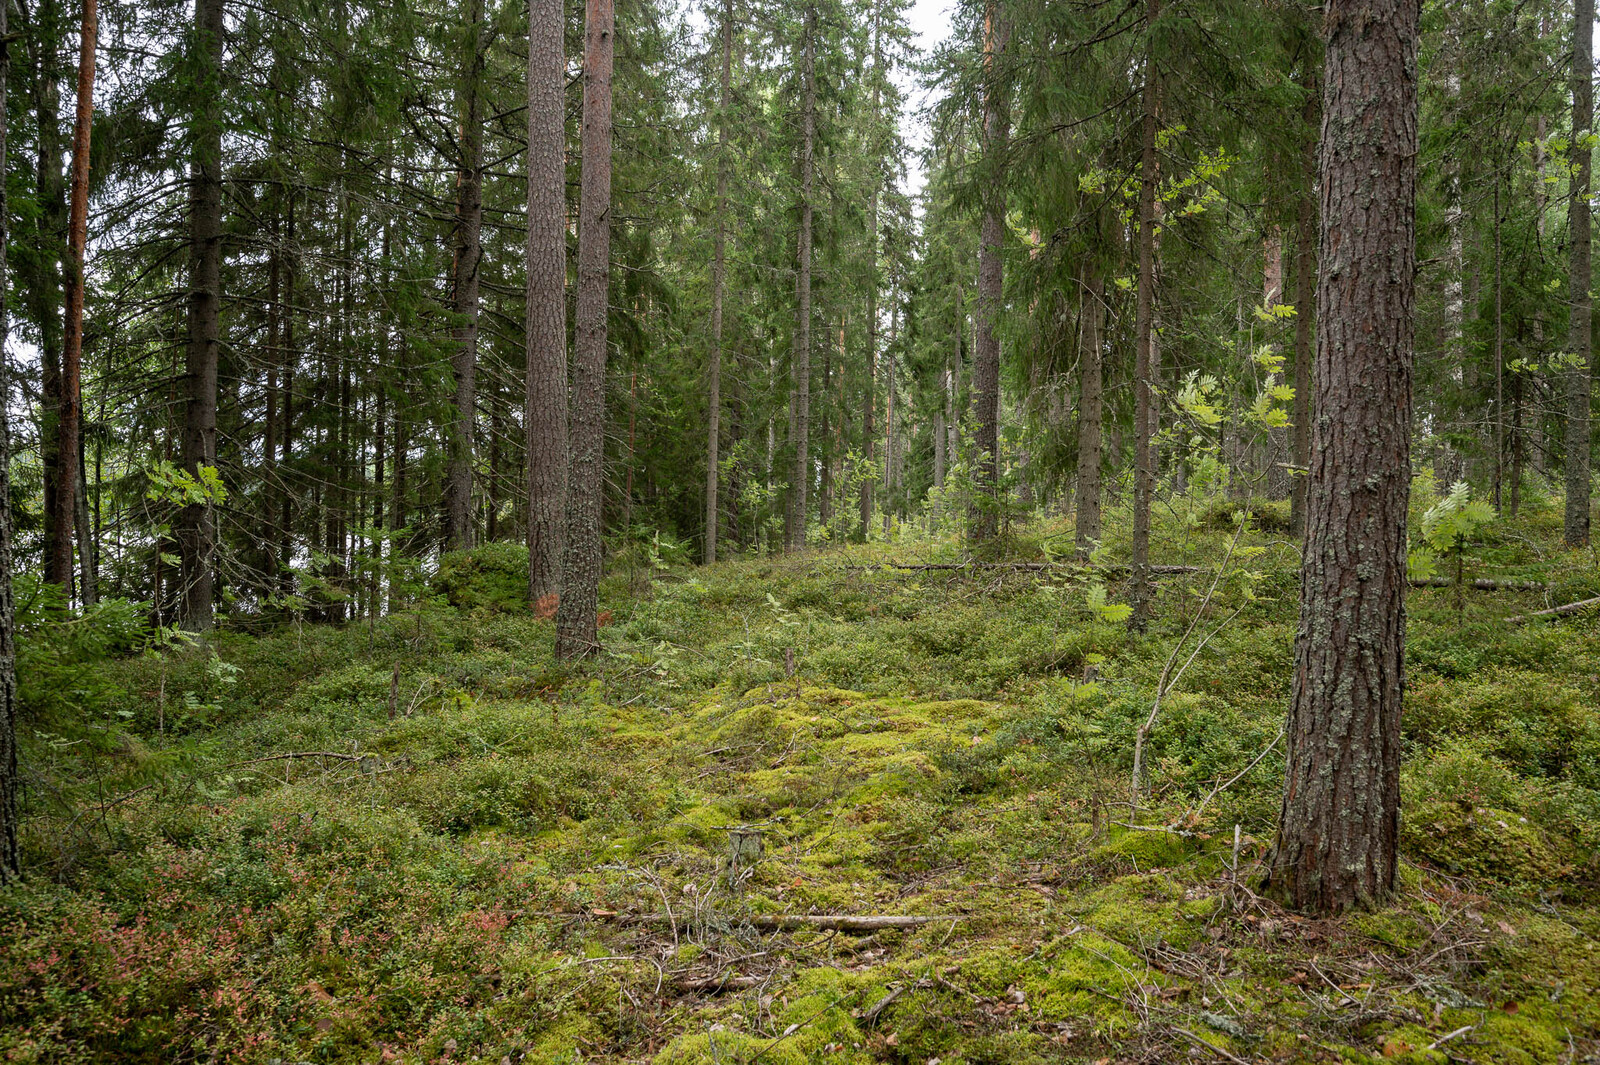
[55,0,95,601]
[177,0,224,632]
[785,5,816,553]
[1074,271,1103,559]
[1128,0,1160,631]
[30,0,67,593]
[0,0,18,883]
[1265,0,1417,916]
[527,0,568,606]
[446,0,485,552]
[1565,0,1593,547]
[858,12,882,541]
[556,0,613,658]
[706,0,732,564]
[1290,84,1316,538]
[971,4,1008,543]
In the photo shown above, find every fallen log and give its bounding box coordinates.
[1408,577,1547,591]
[1506,596,1600,624]
[842,561,1200,575]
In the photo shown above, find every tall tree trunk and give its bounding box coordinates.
[1128,0,1160,631]
[706,0,733,563]
[785,4,816,553]
[28,0,67,592]
[56,0,95,602]
[1565,0,1593,547]
[1265,0,1417,916]
[527,0,568,606]
[555,0,613,658]
[971,1,1008,543]
[857,10,881,541]
[0,0,19,883]
[1290,81,1316,538]
[1075,270,1104,558]
[1493,175,1504,512]
[446,0,485,552]
[280,193,296,591]
[177,0,224,632]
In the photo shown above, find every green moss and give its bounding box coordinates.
[1404,801,1568,884]
[1090,828,1194,869]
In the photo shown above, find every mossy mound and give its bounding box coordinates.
[433,541,533,611]
[1404,801,1569,884]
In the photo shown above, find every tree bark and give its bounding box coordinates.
[556,0,613,658]
[1265,0,1417,916]
[858,9,882,541]
[971,1,1008,543]
[527,0,568,606]
[0,0,19,882]
[1128,0,1160,631]
[55,0,95,603]
[785,4,816,553]
[1075,270,1104,558]
[1565,0,1593,547]
[706,0,733,563]
[177,0,225,632]
[446,0,485,552]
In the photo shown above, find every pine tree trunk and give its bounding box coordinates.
[971,2,1008,543]
[785,4,816,553]
[446,0,485,553]
[1128,0,1160,631]
[1075,270,1104,558]
[527,0,568,605]
[0,0,18,883]
[706,0,732,563]
[556,0,613,658]
[177,0,224,632]
[55,0,95,603]
[1265,0,1417,916]
[1290,82,1316,538]
[1565,0,1593,547]
[858,11,881,542]
[28,0,67,593]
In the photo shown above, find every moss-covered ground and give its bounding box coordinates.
[3,501,1599,1063]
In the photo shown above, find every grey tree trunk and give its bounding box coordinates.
[1128,0,1160,631]
[1075,271,1104,558]
[556,0,613,658]
[786,5,816,553]
[858,10,881,541]
[1566,0,1593,546]
[446,0,486,552]
[56,0,95,603]
[706,0,733,563]
[1265,0,1417,916]
[177,0,224,632]
[527,0,568,607]
[971,2,1008,543]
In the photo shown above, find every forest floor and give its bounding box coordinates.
[4,496,1600,1064]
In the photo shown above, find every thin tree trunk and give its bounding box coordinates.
[1075,270,1104,558]
[858,9,881,541]
[1493,175,1504,512]
[1265,0,1417,916]
[29,0,67,593]
[446,0,485,552]
[786,4,816,553]
[1566,0,1593,546]
[1290,80,1316,538]
[1128,0,1160,631]
[527,0,568,606]
[556,0,613,658]
[706,0,732,563]
[56,0,95,602]
[177,0,224,632]
[971,2,1008,543]
[0,0,19,882]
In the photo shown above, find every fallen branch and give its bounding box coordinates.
[843,561,1200,575]
[623,912,957,933]
[224,751,367,768]
[1506,596,1600,624]
[1408,577,1547,591]
[1172,1027,1252,1065]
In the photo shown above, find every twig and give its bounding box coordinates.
[621,913,957,933]
[1428,1025,1475,1051]
[1172,1026,1253,1065]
